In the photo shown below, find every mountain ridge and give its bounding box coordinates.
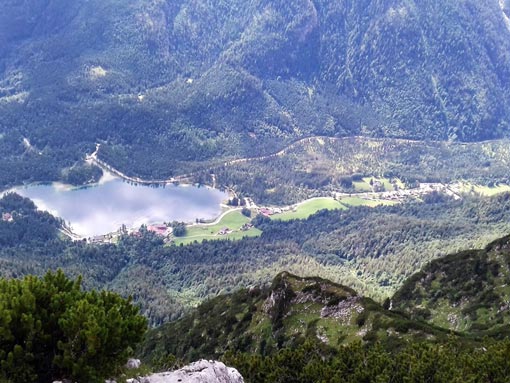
[139,271,455,363]
[393,234,510,337]
[140,233,510,363]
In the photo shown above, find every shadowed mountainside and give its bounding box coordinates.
[1,0,510,184]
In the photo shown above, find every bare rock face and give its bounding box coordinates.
[127,360,244,383]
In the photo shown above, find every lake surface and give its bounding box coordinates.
[12,179,228,237]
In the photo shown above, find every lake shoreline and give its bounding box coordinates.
[7,171,230,240]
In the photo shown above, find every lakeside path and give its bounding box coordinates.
[86,135,510,187]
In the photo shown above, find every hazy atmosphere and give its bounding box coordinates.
[1,1,510,382]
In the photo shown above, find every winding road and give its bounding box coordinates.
[86,135,508,188]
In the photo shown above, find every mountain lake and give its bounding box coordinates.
[9,177,228,237]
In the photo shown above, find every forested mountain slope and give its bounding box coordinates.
[393,234,510,337]
[140,272,451,363]
[1,0,510,184]
[140,274,510,383]
[141,235,510,365]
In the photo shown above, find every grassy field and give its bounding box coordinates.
[338,196,396,207]
[352,181,372,192]
[209,136,510,205]
[174,196,396,245]
[173,210,261,245]
[272,198,346,221]
[456,182,510,197]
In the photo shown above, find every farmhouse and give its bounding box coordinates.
[89,234,109,244]
[218,227,232,235]
[147,224,170,237]
[240,223,254,231]
[2,212,13,222]
[259,208,274,217]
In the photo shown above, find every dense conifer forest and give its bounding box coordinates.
[2,0,510,184]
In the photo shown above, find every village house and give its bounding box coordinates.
[218,227,232,235]
[147,224,170,237]
[2,212,13,222]
[89,234,109,244]
[259,208,274,217]
[240,223,254,231]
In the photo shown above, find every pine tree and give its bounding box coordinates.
[0,270,147,383]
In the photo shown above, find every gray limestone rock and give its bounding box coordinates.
[127,360,244,383]
[126,358,142,369]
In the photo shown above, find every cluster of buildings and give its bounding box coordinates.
[89,233,117,244]
[218,222,253,236]
[258,207,283,217]
[87,224,173,244]
[240,223,254,231]
[370,183,461,203]
[218,227,233,236]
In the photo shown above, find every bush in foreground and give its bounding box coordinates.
[0,270,147,383]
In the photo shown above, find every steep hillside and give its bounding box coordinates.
[393,235,510,337]
[1,0,510,186]
[0,192,62,247]
[140,272,451,362]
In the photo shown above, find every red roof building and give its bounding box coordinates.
[2,212,13,222]
[259,208,273,217]
[147,225,169,236]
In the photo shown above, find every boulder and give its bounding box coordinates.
[127,360,243,383]
[126,358,142,369]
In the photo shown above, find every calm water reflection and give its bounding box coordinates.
[13,179,228,237]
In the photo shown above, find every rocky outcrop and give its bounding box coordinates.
[128,360,244,383]
[320,296,364,324]
[126,358,142,369]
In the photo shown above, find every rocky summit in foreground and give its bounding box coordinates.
[127,360,243,383]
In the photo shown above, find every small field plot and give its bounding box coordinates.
[273,198,346,221]
[339,196,396,208]
[352,180,372,192]
[457,182,510,197]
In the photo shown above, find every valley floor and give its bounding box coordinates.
[71,154,510,246]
